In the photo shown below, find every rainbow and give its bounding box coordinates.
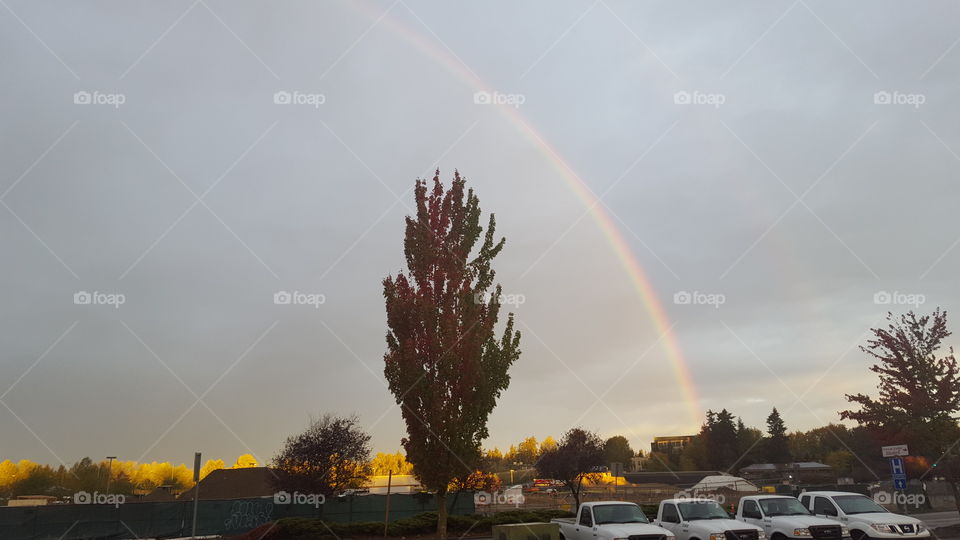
[345,1,703,427]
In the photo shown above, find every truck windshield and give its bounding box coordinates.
[678,501,730,520]
[759,498,811,516]
[593,504,650,524]
[834,495,888,514]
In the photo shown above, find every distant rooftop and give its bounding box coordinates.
[740,462,832,472]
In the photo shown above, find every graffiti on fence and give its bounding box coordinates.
[224,500,274,531]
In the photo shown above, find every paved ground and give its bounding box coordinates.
[462,512,960,540]
[918,510,960,529]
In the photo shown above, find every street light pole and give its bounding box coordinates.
[105,456,116,493]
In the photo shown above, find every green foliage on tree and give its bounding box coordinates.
[764,407,792,463]
[603,435,635,471]
[702,409,739,470]
[382,171,521,539]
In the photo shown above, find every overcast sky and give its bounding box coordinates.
[2,0,960,470]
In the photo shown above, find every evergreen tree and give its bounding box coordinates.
[764,408,792,463]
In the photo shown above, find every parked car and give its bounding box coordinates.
[553,501,676,540]
[656,498,765,540]
[798,491,929,540]
[737,495,849,540]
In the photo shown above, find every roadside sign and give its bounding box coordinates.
[882,444,909,457]
[610,462,624,478]
[890,457,907,491]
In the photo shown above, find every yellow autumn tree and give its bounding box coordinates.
[540,436,558,454]
[232,454,258,468]
[0,459,19,490]
[200,459,226,480]
[517,437,539,464]
[369,452,414,476]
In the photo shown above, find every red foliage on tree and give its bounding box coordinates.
[383,171,521,539]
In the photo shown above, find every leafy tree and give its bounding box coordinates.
[449,470,501,493]
[540,436,558,454]
[200,459,225,480]
[841,309,960,510]
[370,452,414,476]
[643,451,677,472]
[764,408,792,463]
[382,171,521,539]
[272,414,372,496]
[516,437,539,465]
[535,428,605,508]
[823,450,854,477]
[678,437,707,471]
[480,448,505,472]
[504,445,519,464]
[603,436,635,471]
[735,420,764,469]
[788,424,852,462]
[232,454,258,468]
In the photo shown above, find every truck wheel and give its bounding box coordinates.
[559,534,565,540]
[772,533,787,540]
[851,530,870,540]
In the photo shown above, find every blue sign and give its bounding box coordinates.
[890,457,907,490]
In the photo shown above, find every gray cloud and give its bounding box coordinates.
[2,0,960,467]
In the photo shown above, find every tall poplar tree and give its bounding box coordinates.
[383,171,521,539]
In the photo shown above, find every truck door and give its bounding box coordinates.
[660,503,683,539]
[576,505,595,539]
[741,499,765,530]
[813,497,841,520]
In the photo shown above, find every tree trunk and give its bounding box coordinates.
[436,489,448,540]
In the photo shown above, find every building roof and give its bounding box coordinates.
[178,467,284,500]
[689,475,758,492]
[741,463,778,472]
[623,471,725,487]
[740,462,832,472]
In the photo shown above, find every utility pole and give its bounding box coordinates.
[105,456,116,493]
[191,452,201,539]
[383,470,393,538]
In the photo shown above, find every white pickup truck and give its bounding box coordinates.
[736,495,849,540]
[798,491,929,540]
[552,501,676,540]
[655,498,766,540]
